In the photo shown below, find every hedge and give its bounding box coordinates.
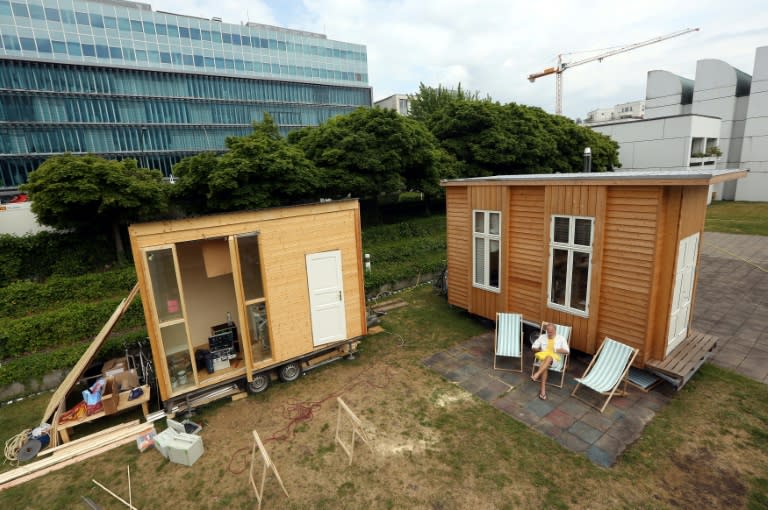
[0,328,147,387]
[0,299,145,359]
[0,266,137,318]
[0,231,117,285]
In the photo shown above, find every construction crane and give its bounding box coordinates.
[528,28,699,116]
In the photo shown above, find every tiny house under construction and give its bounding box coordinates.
[128,200,367,405]
[441,169,745,382]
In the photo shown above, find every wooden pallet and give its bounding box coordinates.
[646,330,718,390]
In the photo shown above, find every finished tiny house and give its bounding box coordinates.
[441,169,745,373]
[128,200,367,405]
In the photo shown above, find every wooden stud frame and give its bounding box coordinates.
[249,430,288,510]
[335,397,372,466]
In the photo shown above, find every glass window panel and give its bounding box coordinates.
[104,16,116,29]
[201,30,210,41]
[162,322,193,392]
[81,44,95,56]
[143,21,154,35]
[489,212,500,235]
[117,17,130,30]
[247,302,271,362]
[474,238,485,286]
[553,217,569,243]
[259,38,268,48]
[166,24,178,37]
[90,13,103,28]
[178,26,189,38]
[147,248,183,323]
[123,47,135,60]
[19,36,36,51]
[36,38,51,52]
[11,2,29,17]
[130,19,142,32]
[52,40,66,53]
[2,34,20,50]
[574,218,592,246]
[570,252,589,311]
[237,235,264,301]
[109,46,122,58]
[474,211,484,233]
[211,31,221,43]
[550,249,568,306]
[66,41,81,55]
[75,11,89,25]
[155,22,166,35]
[193,54,202,67]
[95,44,108,58]
[489,239,500,288]
[231,33,240,45]
[222,32,231,43]
[241,35,250,46]
[160,52,171,64]
[44,7,60,21]
[0,1,11,16]
[190,28,200,40]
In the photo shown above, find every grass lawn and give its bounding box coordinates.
[705,201,768,236]
[1,286,767,509]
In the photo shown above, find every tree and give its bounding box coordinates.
[172,114,320,214]
[21,154,168,262]
[288,107,452,201]
[411,84,620,176]
[409,82,486,126]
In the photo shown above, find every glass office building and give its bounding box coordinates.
[0,0,371,186]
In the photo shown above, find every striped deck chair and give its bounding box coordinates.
[493,312,523,372]
[571,337,639,413]
[531,322,572,388]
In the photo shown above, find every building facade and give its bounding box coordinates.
[591,47,768,201]
[374,93,411,115]
[585,100,645,124]
[0,0,372,186]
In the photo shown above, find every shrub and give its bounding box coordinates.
[0,266,136,318]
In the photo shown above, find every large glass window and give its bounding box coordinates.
[473,210,501,291]
[548,216,594,315]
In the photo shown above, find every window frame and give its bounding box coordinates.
[547,215,594,317]
[472,209,502,293]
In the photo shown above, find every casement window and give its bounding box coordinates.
[473,210,501,292]
[548,215,593,316]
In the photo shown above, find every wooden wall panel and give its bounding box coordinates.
[445,187,470,309]
[678,186,709,238]
[596,187,661,361]
[507,187,545,321]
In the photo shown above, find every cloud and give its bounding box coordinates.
[149,0,768,118]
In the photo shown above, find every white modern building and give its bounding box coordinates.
[591,46,768,201]
[586,100,645,124]
[374,93,411,115]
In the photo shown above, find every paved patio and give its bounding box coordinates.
[694,232,768,383]
[422,232,768,468]
[423,336,673,467]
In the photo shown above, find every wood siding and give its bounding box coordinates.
[506,187,545,320]
[596,187,661,360]
[445,187,470,309]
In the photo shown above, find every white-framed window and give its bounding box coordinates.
[473,210,501,292]
[548,215,594,316]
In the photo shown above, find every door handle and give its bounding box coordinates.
[338,291,342,301]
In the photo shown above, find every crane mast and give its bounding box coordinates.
[528,28,699,115]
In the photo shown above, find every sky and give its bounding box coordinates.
[150,0,768,120]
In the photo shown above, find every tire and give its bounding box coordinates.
[247,373,270,394]
[278,362,302,382]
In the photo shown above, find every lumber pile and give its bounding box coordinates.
[0,420,154,491]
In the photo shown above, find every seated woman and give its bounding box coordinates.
[531,323,569,400]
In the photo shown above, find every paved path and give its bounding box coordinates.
[694,232,768,383]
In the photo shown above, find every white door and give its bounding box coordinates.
[666,232,700,355]
[306,250,347,346]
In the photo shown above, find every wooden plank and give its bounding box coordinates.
[42,284,140,426]
[646,330,717,383]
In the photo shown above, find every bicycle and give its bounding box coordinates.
[124,338,155,388]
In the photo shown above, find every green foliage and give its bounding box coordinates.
[0,329,146,386]
[0,230,116,284]
[411,84,620,176]
[289,107,452,199]
[0,266,136,317]
[0,299,145,359]
[21,154,169,231]
[172,114,320,214]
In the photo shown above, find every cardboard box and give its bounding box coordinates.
[114,369,139,391]
[102,357,128,377]
[101,377,119,415]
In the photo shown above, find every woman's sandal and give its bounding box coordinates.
[538,393,547,400]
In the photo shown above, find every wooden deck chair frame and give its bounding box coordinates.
[493,312,523,372]
[530,322,572,388]
[571,337,639,413]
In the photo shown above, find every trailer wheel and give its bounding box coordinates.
[247,373,270,394]
[279,362,302,382]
